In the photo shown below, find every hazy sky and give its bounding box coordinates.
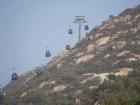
[0,0,140,87]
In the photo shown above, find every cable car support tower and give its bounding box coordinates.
[73,16,87,42]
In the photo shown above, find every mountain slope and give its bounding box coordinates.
[3,5,140,105]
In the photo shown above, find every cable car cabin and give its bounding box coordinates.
[65,44,71,50]
[11,73,18,80]
[68,29,73,34]
[85,25,89,30]
[36,67,42,75]
[37,70,41,75]
[0,92,4,104]
[85,33,90,40]
[46,50,51,57]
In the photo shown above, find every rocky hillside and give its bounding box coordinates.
[3,5,140,105]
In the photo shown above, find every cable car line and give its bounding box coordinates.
[0,19,70,78]
[0,16,90,83]
[0,26,65,78]
[0,34,37,46]
[0,22,67,47]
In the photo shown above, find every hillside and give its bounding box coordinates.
[2,5,140,105]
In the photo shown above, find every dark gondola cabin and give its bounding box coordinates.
[36,67,42,75]
[85,33,90,40]
[65,44,71,50]
[11,73,18,80]
[68,29,73,34]
[46,50,51,57]
[85,25,89,30]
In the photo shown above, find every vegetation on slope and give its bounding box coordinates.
[2,4,140,105]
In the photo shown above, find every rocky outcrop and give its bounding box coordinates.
[53,84,68,92]
[76,54,95,64]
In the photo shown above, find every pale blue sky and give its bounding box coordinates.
[0,0,140,87]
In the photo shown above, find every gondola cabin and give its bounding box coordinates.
[65,44,71,50]
[68,29,73,34]
[11,73,18,80]
[85,33,90,40]
[85,25,89,30]
[46,50,51,57]
[36,67,42,75]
